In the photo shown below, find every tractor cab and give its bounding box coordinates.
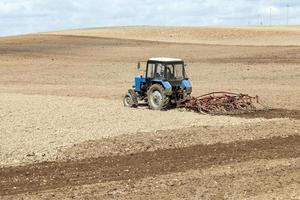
[145,58,186,84]
[124,57,192,110]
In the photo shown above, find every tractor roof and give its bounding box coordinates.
[148,57,183,63]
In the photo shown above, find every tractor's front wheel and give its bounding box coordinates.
[123,94,132,107]
[124,89,138,108]
[147,84,169,110]
[123,93,136,108]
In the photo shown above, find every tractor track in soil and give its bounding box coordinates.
[235,109,300,120]
[1,135,300,196]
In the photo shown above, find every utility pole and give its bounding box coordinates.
[258,15,263,26]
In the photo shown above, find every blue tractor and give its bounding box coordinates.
[124,57,192,110]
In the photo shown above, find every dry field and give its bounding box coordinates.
[0,26,300,199]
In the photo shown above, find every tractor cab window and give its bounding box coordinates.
[165,63,184,80]
[174,64,184,79]
[155,64,164,79]
[147,62,185,80]
[147,63,155,78]
[147,63,165,79]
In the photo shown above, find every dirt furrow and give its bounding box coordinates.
[1,135,299,196]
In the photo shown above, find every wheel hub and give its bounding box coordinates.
[125,97,131,105]
[152,91,162,105]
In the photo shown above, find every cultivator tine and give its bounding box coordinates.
[183,92,268,115]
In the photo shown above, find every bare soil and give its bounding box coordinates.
[0,27,300,199]
[1,136,299,197]
[48,26,300,46]
[235,109,300,120]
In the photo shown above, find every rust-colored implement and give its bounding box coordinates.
[183,92,266,115]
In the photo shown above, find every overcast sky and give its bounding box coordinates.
[0,0,299,36]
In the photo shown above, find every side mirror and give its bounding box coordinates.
[137,62,141,70]
[137,61,146,72]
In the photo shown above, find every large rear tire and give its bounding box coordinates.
[147,84,169,110]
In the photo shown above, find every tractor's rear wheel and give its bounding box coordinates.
[147,84,169,110]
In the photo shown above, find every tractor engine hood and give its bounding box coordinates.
[168,80,182,87]
[168,79,191,88]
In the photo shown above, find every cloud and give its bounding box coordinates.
[0,0,300,36]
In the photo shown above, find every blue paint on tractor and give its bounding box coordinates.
[162,81,172,89]
[134,76,145,92]
[181,79,191,89]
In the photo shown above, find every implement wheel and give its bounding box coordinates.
[147,84,169,110]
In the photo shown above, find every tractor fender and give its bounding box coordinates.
[181,79,192,94]
[152,80,172,95]
[181,79,191,89]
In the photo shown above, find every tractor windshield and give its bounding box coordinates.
[165,63,185,80]
[146,62,185,80]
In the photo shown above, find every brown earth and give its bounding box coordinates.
[1,135,300,197]
[235,109,300,120]
[0,26,300,199]
[48,26,300,46]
